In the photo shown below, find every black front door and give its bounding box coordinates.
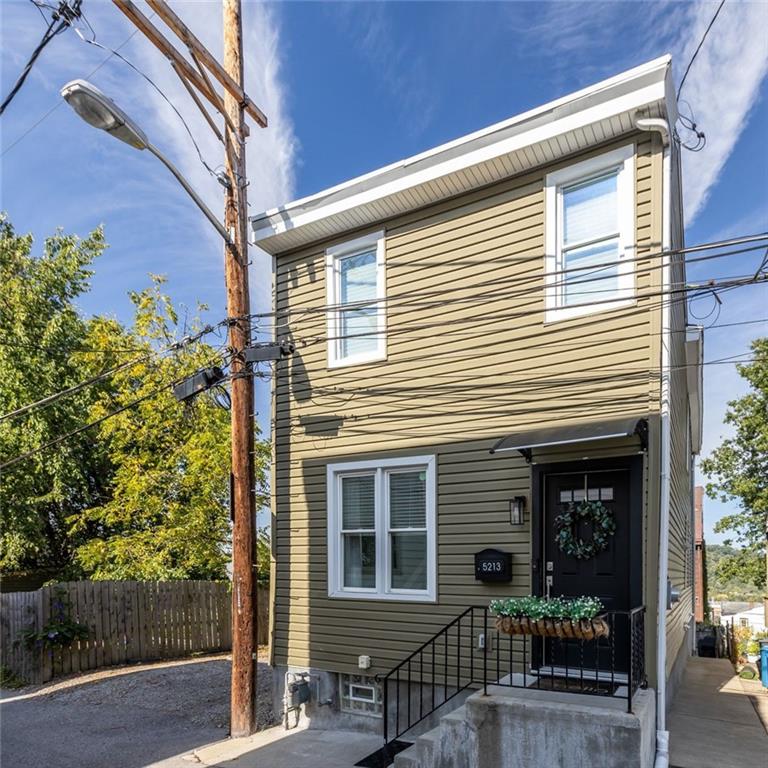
[539,462,639,675]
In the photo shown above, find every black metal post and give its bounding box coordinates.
[483,607,488,695]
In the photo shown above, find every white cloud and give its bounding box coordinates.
[127,1,297,312]
[670,1,768,225]
[501,1,768,227]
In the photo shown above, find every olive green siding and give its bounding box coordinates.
[270,134,672,680]
[665,147,695,678]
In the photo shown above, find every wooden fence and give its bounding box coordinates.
[0,580,258,685]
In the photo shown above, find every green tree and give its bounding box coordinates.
[701,337,768,609]
[69,277,269,581]
[1,217,269,581]
[706,543,764,601]
[0,216,112,572]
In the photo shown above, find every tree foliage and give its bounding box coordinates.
[700,337,767,593]
[1,217,269,581]
[0,216,111,571]
[706,544,765,600]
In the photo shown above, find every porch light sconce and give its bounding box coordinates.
[510,496,526,526]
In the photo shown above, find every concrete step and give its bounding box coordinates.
[393,743,419,768]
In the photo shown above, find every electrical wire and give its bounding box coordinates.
[1,11,157,158]
[250,234,768,325]
[677,0,727,99]
[267,273,766,353]
[0,1,80,116]
[0,383,167,471]
[0,322,226,423]
[0,342,234,471]
[71,12,219,180]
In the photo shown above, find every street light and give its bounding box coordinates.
[60,79,233,247]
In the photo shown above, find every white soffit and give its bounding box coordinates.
[251,55,675,255]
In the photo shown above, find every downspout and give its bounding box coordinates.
[634,115,671,768]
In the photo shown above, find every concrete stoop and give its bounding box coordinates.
[394,687,656,768]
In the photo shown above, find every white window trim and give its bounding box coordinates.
[544,145,636,323]
[327,455,437,602]
[325,231,386,368]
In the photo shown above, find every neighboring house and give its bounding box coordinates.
[694,486,707,623]
[252,55,702,768]
[720,605,767,634]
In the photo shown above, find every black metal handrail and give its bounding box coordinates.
[378,605,646,748]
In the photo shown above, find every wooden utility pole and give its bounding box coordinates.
[222,0,256,738]
[112,0,264,737]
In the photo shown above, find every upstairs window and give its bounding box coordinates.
[327,455,436,602]
[326,231,386,367]
[545,145,635,322]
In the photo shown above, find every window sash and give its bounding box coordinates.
[544,145,635,322]
[326,232,385,367]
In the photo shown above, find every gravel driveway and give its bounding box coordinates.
[0,654,273,768]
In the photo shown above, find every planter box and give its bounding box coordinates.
[495,615,610,640]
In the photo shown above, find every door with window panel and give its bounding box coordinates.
[542,469,631,674]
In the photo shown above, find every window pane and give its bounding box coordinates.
[340,251,377,304]
[343,533,376,588]
[340,306,379,358]
[563,173,618,246]
[342,475,375,529]
[563,238,619,305]
[389,471,426,529]
[390,532,427,590]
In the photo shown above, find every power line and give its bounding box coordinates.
[677,0,727,99]
[0,341,233,471]
[276,274,766,352]
[0,1,81,116]
[251,233,768,325]
[0,383,166,471]
[0,322,224,423]
[1,11,157,158]
[71,12,220,180]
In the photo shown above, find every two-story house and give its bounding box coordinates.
[251,55,702,768]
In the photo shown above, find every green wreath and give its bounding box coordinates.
[554,499,616,560]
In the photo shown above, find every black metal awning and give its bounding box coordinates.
[490,415,648,462]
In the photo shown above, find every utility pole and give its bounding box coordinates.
[222,0,256,738]
[111,0,264,737]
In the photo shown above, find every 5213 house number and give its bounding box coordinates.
[474,549,512,582]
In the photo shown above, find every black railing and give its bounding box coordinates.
[379,606,646,746]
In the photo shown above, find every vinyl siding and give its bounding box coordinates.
[665,144,694,678]
[271,134,664,677]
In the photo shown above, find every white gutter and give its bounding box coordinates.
[635,115,672,768]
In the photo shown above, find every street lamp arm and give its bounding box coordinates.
[146,142,234,248]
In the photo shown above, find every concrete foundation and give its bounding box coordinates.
[272,664,472,737]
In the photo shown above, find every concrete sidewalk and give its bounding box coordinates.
[668,657,767,768]
[193,725,382,768]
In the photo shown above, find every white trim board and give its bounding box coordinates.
[251,56,675,255]
[326,455,437,603]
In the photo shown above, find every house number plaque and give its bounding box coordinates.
[474,548,512,582]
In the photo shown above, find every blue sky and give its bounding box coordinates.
[1,1,767,541]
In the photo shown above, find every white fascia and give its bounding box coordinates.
[252,56,673,251]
